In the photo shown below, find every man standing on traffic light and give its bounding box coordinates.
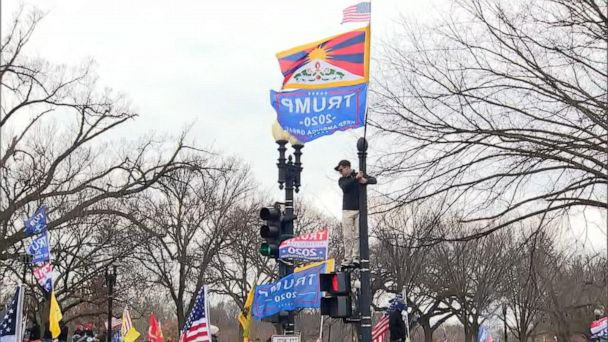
[334,159,375,267]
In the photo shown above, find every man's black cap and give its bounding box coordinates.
[334,159,351,171]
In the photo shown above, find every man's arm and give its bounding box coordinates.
[339,176,358,190]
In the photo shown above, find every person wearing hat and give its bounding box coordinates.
[388,295,407,342]
[334,159,375,267]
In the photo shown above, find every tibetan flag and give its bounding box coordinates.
[276,26,370,89]
[49,291,63,339]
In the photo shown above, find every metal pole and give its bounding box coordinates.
[282,155,296,334]
[402,286,411,339]
[503,304,507,342]
[106,266,116,342]
[357,137,372,342]
[319,315,324,341]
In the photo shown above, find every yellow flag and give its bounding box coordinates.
[295,258,335,273]
[238,285,256,338]
[123,327,141,342]
[49,291,63,338]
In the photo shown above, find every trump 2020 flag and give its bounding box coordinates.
[33,263,53,293]
[279,229,329,260]
[276,26,370,89]
[24,205,48,236]
[270,83,367,143]
[0,286,25,342]
[27,232,50,263]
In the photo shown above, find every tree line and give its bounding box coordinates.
[1,0,605,341]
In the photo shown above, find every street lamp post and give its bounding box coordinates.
[272,123,304,334]
[105,265,117,342]
[502,303,508,342]
[357,137,372,342]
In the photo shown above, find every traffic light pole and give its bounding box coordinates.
[357,137,372,342]
[274,139,304,334]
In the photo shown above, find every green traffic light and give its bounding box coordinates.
[260,243,271,256]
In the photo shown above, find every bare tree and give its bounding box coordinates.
[371,206,453,342]
[371,0,607,238]
[1,9,203,337]
[537,252,607,341]
[430,225,511,342]
[501,228,555,342]
[0,9,195,259]
[132,157,253,327]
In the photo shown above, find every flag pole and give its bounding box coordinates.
[402,286,411,340]
[319,315,324,341]
[357,3,373,341]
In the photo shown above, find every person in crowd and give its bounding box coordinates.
[388,295,407,342]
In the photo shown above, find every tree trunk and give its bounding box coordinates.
[420,318,433,342]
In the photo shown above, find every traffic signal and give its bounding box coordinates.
[259,203,282,258]
[320,272,352,318]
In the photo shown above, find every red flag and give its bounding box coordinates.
[148,313,164,342]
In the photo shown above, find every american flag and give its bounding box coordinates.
[0,286,24,342]
[180,286,211,342]
[121,307,133,337]
[371,314,389,342]
[342,2,371,23]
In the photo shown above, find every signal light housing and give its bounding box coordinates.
[320,272,352,318]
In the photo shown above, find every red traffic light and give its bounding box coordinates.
[320,272,350,295]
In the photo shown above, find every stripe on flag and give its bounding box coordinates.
[342,2,371,23]
[372,314,389,342]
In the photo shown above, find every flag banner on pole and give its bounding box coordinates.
[105,317,122,330]
[180,286,212,342]
[121,307,140,342]
[279,229,329,260]
[33,263,53,293]
[0,286,25,342]
[477,325,496,342]
[371,314,389,342]
[252,261,333,319]
[294,259,334,273]
[238,284,256,339]
[270,83,367,143]
[590,316,608,339]
[342,2,371,23]
[276,26,370,89]
[49,290,63,339]
[148,313,164,342]
[24,205,48,236]
[27,231,51,264]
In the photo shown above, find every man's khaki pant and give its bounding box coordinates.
[342,210,360,261]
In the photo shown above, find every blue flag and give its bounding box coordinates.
[270,83,367,143]
[252,263,324,319]
[27,232,50,263]
[24,206,48,236]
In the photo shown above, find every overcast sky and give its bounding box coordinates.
[2,0,605,253]
[2,0,446,217]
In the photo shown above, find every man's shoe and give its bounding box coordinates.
[352,258,360,267]
[341,258,353,267]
